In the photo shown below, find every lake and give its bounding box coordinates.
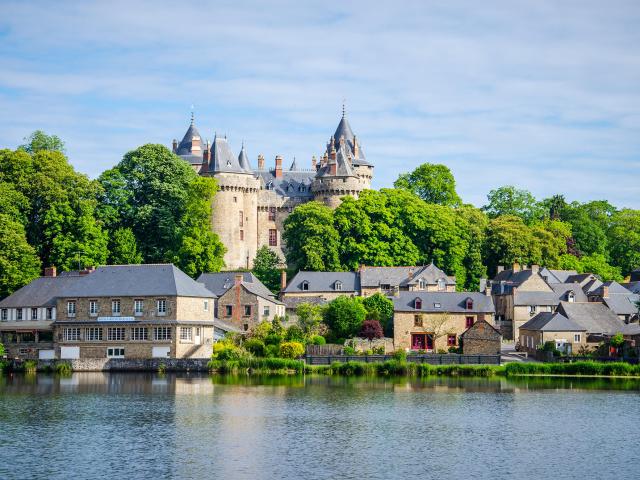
[1,373,639,480]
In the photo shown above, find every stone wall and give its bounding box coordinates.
[36,358,211,372]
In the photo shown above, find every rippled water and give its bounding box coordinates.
[1,373,639,480]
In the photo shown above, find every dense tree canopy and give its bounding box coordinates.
[394,163,462,206]
[483,186,545,224]
[323,296,367,340]
[0,214,41,298]
[252,246,282,293]
[18,130,66,155]
[98,144,225,276]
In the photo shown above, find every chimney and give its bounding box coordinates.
[311,156,317,170]
[275,156,283,178]
[393,286,400,297]
[602,285,609,298]
[234,274,243,323]
[44,266,57,277]
[203,143,211,169]
[531,264,540,274]
[172,139,178,153]
[329,138,337,160]
[359,264,366,274]
[408,268,414,279]
[191,135,201,154]
[235,273,243,286]
[512,262,520,273]
[80,266,95,276]
[330,162,337,175]
[485,284,492,297]
[280,270,287,291]
[353,135,359,159]
[497,266,505,274]
[258,154,265,170]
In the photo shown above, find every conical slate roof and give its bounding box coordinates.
[209,136,249,174]
[238,144,252,171]
[176,121,202,157]
[289,157,298,171]
[326,112,370,166]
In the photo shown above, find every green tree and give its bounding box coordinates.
[362,293,394,335]
[108,228,143,265]
[607,209,640,276]
[323,296,367,340]
[252,246,282,293]
[18,130,65,154]
[483,215,536,275]
[562,205,608,257]
[394,163,462,206]
[98,144,225,276]
[0,341,5,358]
[482,186,546,224]
[296,302,324,336]
[579,254,623,282]
[0,214,41,298]
[282,201,341,271]
[531,219,572,268]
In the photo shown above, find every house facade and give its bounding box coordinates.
[519,312,588,355]
[392,291,495,352]
[52,264,217,360]
[460,319,502,355]
[197,271,285,332]
[173,109,374,269]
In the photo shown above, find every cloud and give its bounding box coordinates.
[0,0,639,208]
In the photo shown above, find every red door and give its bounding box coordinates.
[425,334,434,351]
[411,334,426,350]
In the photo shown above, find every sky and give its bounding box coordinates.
[1,0,639,208]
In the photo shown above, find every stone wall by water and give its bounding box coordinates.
[35,358,211,372]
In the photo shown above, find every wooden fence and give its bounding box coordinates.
[305,354,501,365]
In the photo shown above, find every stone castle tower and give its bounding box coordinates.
[173,109,374,269]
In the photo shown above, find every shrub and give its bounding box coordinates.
[448,346,461,354]
[285,325,305,342]
[610,333,625,348]
[250,321,273,340]
[23,360,38,373]
[212,341,249,361]
[344,346,356,355]
[264,344,279,358]
[158,363,166,374]
[0,341,5,358]
[392,350,407,362]
[55,362,72,375]
[264,333,283,346]
[309,335,326,345]
[359,319,384,341]
[437,348,448,354]
[372,346,385,355]
[279,341,305,359]
[244,338,266,357]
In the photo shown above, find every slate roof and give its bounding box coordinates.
[316,140,357,178]
[330,115,371,166]
[557,302,623,335]
[550,283,588,302]
[197,271,281,303]
[622,281,640,294]
[175,122,202,158]
[393,291,495,313]
[238,145,252,172]
[281,296,327,310]
[602,294,640,316]
[0,274,84,308]
[61,264,215,298]
[257,170,315,199]
[214,317,244,333]
[283,271,359,293]
[540,268,578,284]
[513,291,561,306]
[520,312,587,332]
[208,136,249,174]
[590,281,632,296]
[565,273,598,286]
[460,319,502,340]
[360,263,455,288]
[630,268,640,282]
[582,278,603,295]
[491,269,534,286]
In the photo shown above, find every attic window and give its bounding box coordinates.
[226,160,232,167]
[466,299,474,310]
[299,185,306,192]
[301,281,309,291]
[418,278,427,289]
[434,302,441,309]
[437,278,446,291]
[414,298,422,309]
[334,281,343,291]
[568,291,575,303]
[287,185,293,192]
[267,182,274,190]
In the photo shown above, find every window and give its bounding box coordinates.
[89,300,98,316]
[233,196,237,203]
[157,299,167,315]
[380,284,391,291]
[239,211,244,227]
[225,305,233,317]
[180,327,193,342]
[243,323,249,331]
[418,278,427,290]
[529,305,537,315]
[111,299,121,315]
[244,305,252,316]
[268,207,276,221]
[154,327,172,341]
[269,229,277,246]
[85,327,103,341]
[447,334,457,347]
[465,316,474,328]
[568,291,575,303]
[301,281,309,291]
[16,308,23,321]
[1,309,6,321]
[131,327,148,341]
[134,299,144,315]
[107,347,125,358]
[334,281,343,291]
[31,308,38,320]
[240,230,244,241]
[466,299,474,310]
[437,278,446,291]
[433,303,441,309]
[204,300,209,311]
[46,307,53,320]
[107,327,125,341]
[414,298,422,309]
[67,301,76,316]
[414,315,423,327]
[574,334,581,342]
[263,306,270,316]
[64,328,81,341]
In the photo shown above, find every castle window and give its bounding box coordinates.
[233,196,237,203]
[240,230,244,241]
[269,207,276,221]
[269,229,277,246]
[239,211,243,227]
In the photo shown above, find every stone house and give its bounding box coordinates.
[556,301,624,340]
[586,282,639,323]
[392,291,495,352]
[173,110,373,269]
[0,267,84,360]
[359,263,456,297]
[519,312,588,355]
[460,319,502,355]
[53,264,217,360]
[197,271,285,332]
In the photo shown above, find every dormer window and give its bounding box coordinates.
[301,281,309,291]
[466,298,474,310]
[334,281,343,291]
[568,291,575,303]
[418,278,427,290]
[226,160,232,167]
[414,298,422,309]
[437,278,446,291]
[434,303,441,308]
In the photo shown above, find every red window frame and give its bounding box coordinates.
[268,207,276,221]
[447,334,456,346]
[239,211,244,227]
[240,230,244,241]
[415,298,422,309]
[269,229,277,246]
[465,316,474,328]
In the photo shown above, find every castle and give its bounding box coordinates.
[172,110,374,269]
